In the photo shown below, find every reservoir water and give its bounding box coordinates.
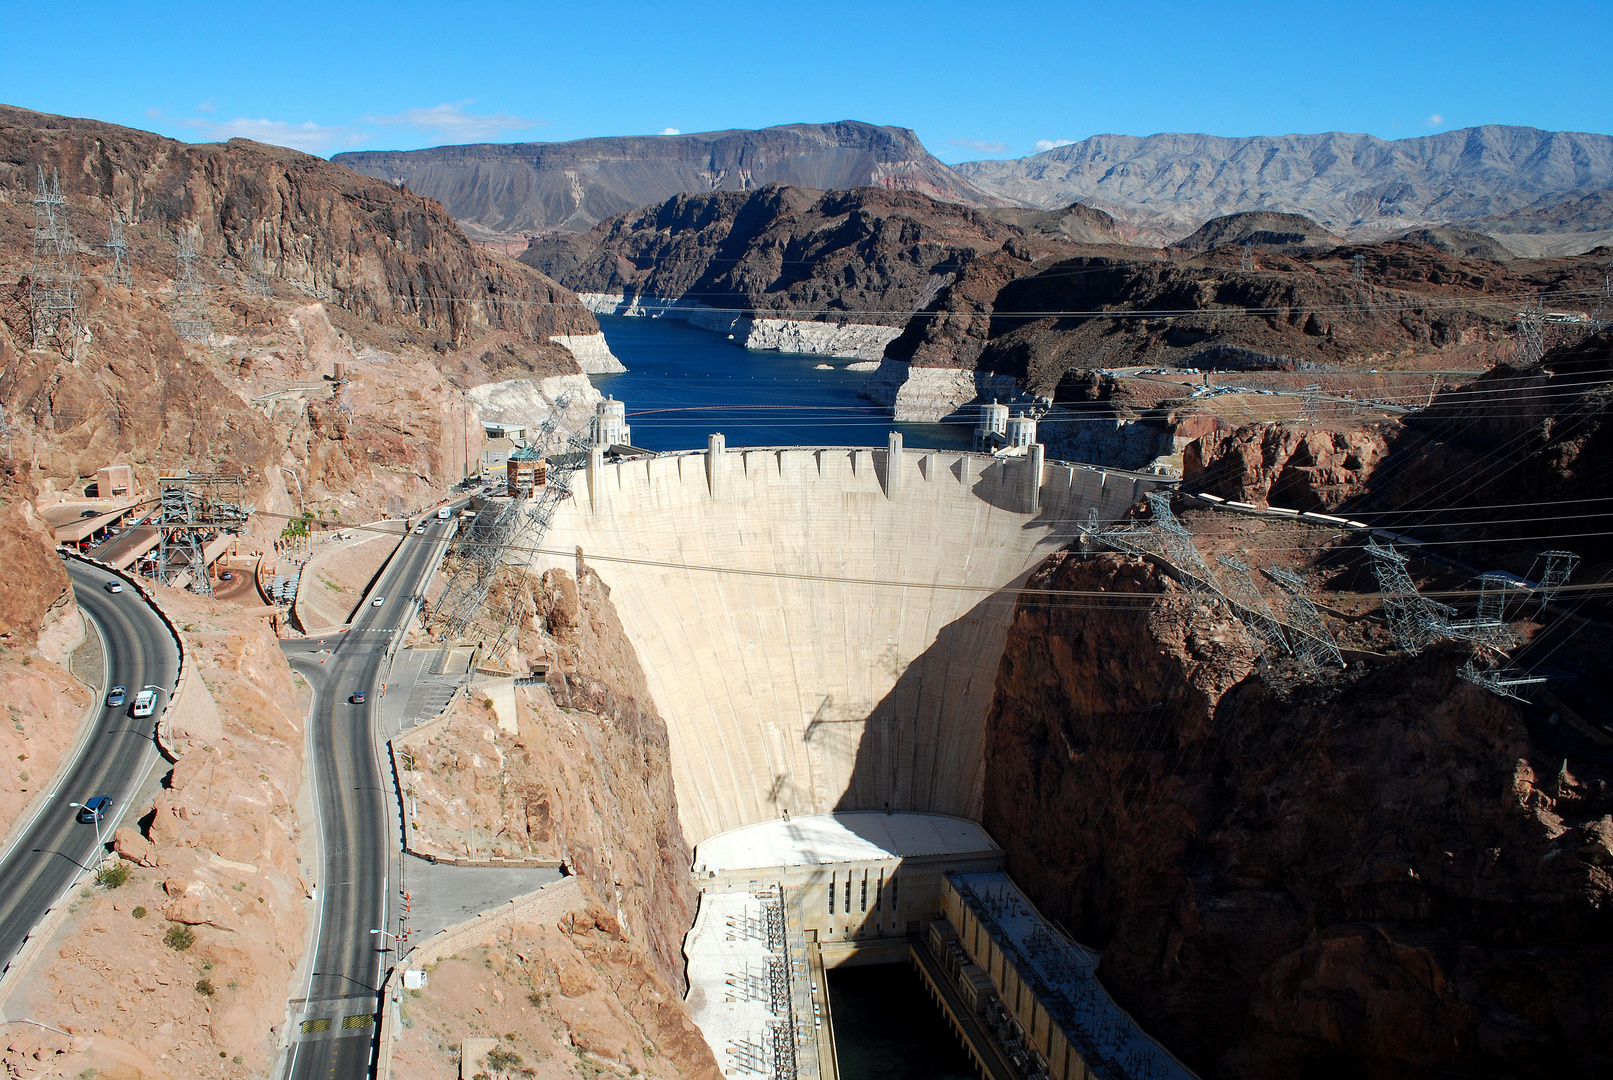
[590,315,974,453]
[827,964,977,1080]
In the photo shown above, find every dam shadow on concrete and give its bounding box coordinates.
[828,573,1037,822]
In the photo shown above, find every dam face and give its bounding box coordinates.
[542,441,1167,845]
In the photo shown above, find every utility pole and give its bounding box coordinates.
[1351,253,1365,282]
[29,167,82,359]
[1240,242,1254,272]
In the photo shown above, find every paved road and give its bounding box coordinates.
[0,558,179,980]
[280,513,457,1080]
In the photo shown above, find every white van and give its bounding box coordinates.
[437,506,451,519]
[131,689,158,718]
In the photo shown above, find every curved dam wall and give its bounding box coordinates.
[540,442,1169,845]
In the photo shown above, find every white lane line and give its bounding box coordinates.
[279,664,330,1080]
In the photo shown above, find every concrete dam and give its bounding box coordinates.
[531,433,1192,1080]
[542,436,1168,845]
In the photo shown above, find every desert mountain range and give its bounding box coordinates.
[957,125,1613,254]
[337,121,1613,256]
[333,121,996,239]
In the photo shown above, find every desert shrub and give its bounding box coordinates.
[131,906,147,919]
[164,924,195,951]
[195,977,214,996]
[486,1047,522,1070]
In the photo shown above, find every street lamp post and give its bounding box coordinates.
[69,801,110,851]
[369,928,399,953]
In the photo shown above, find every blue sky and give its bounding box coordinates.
[3,1,1608,162]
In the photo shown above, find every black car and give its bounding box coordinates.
[77,796,111,823]
[107,685,126,707]
[350,692,367,704]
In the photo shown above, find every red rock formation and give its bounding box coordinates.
[0,104,598,352]
[1182,423,1391,509]
[983,552,1613,1077]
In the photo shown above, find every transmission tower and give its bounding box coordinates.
[1458,657,1547,701]
[1266,566,1344,670]
[1351,253,1365,282]
[245,241,272,299]
[1144,491,1221,591]
[432,392,578,640]
[104,210,132,289]
[1297,384,1323,423]
[1216,555,1289,656]
[1240,242,1254,271]
[1442,572,1521,650]
[1594,257,1613,330]
[1513,297,1546,366]
[1365,539,1451,654]
[171,233,213,344]
[1535,550,1579,610]
[154,474,253,596]
[0,404,12,459]
[28,167,83,359]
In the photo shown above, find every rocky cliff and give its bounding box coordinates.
[407,556,698,993]
[1183,424,1393,510]
[954,125,1613,253]
[983,549,1613,1078]
[524,186,1042,316]
[951,239,1605,394]
[0,104,598,353]
[334,120,1001,239]
[0,457,93,843]
[0,105,611,525]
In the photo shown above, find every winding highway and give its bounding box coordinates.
[0,558,179,981]
[279,511,458,1080]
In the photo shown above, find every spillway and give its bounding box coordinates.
[542,438,1168,845]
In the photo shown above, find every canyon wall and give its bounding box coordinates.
[981,550,1613,1078]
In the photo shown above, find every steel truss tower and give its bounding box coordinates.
[154,474,253,596]
[29,167,82,358]
[171,233,213,344]
[105,210,132,289]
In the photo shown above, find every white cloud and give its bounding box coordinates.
[1425,113,1445,128]
[368,101,544,142]
[949,137,1008,154]
[1035,138,1077,152]
[660,127,681,135]
[180,116,372,155]
[195,100,217,114]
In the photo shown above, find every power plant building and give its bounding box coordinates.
[507,446,547,495]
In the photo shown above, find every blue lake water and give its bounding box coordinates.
[589,315,975,453]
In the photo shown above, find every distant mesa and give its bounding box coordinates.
[1391,226,1514,262]
[1170,211,1343,256]
[981,202,1130,246]
[332,120,1004,239]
